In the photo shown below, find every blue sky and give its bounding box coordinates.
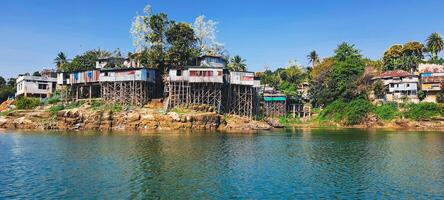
[1,0,444,78]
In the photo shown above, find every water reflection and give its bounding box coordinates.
[0,130,444,199]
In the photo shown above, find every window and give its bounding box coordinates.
[176,70,182,76]
[104,72,109,77]
[38,84,47,90]
[406,83,410,87]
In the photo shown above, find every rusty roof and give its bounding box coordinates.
[375,70,412,79]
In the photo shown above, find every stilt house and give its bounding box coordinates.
[226,71,259,118]
[166,55,226,112]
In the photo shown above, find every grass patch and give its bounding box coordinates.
[279,116,302,125]
[171,107,190,114]
[48,105,65,118]
[65,101,82,109]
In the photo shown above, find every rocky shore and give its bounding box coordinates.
[0,103,272,132]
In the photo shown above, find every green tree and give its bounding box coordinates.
[331,42,365,101]
[32,71,41,76]
[0,76,5,86]
[54,52,67,70]
[146,13,170,73]
[307,50,319,68]
[166,22,199,68]
[373,80,385,99]
[228,55,247,71]
[426,32,444,60]
[383,42,424,72]
[66,49,111,72]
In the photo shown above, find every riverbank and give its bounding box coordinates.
[0,101,272,132]
[3,100,444,132]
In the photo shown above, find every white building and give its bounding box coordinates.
[372,70,419,103]
[168,55,226,84]
[16,75,57,98]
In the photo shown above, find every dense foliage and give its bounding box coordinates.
[403,102,443,120]
[15,97,40,110]
[0,76,16,103]
[309,43,365,106]
[318,99,373,125]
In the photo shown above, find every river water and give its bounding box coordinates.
[1,129,444,199]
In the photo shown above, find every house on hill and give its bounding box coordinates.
[16,74,57,98]
[418,63,444,103]
[372,70,419,103]
[165,55,227,112]
[57,56,161,105]
[100,67,159,106]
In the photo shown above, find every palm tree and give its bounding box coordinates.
[228,55,247,71]
[426,32,444,60]
[54,52,67,69]
[307,50,319,67]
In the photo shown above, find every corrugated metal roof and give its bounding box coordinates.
[376,70,412,79]
[264,96,287,101]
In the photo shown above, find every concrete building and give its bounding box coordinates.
[16,75,57,98]
[418,63,444,103]
[373,70,419,103]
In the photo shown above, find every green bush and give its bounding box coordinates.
[279,116,301,125]
[403,102,442,120]
[437,92,444,103]
[15,97,41,109]
[319,99,374,125]
[48,105,65,118]
[374,103,398,121]
[65,101,82,109]
[90,100,103,110]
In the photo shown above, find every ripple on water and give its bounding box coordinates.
[0,130,444,199]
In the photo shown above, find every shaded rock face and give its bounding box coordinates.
[55,109,223,131]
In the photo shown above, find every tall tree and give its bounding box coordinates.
[383,42,423,72]
[130,4,153,52]
[331,43,365,101]
[193,15,224,55]
[54,52,67,70]
[166,22,199,68]
[146,13,170,72]
[0,76,6,86]
[228,55,247,72]
[307,50,319,68]
[426,32,444,60]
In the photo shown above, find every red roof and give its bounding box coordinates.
[376,70,412,79]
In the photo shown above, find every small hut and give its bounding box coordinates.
[263,93,287,118]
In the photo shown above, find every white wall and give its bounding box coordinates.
[16,76,56,97]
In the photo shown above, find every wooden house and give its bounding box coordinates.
[100,68,159,105]
[263,93,287,118]
[225,71,259,118]
[165,55,226,111]
[418,64,444,103]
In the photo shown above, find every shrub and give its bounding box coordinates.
[344,99,374,125]
[417,90,426,101]
[374,103,398,121]
[403,102,441,120]
[15,97,41,109]
[65,101,82,109]
[48,105,65,118]
[319,99,374,125]
[437,92,444,103]
[90,100,103,110]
